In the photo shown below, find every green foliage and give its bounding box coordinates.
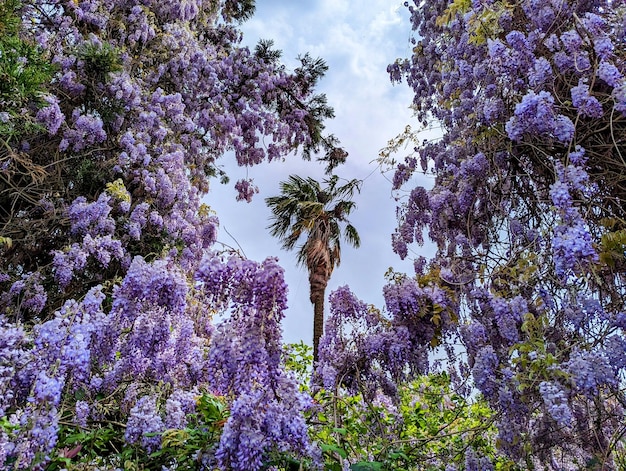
[105,178,132,203]
[435,0,515,46]
[0,1,53,106]
[49,391,229,471]
[48,424,124,471]
[283,338,510,470]
[436,0,471,27]
[395,374,501,469]
[378,125,420,171]
[222,0,256,22]
[0,0,55,138]
[466,1,514,45]
[146,393,228,470]
[351,462,383,471]
[0,0,20,36]
[598,220,626,269]
[283,341,314,387]
[76,40,122,86]
[310,372,516,471]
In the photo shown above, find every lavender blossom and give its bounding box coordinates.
[571,81,604,118]
[472,346,499,401]
[35,95,65,135]
[565,350,617,396]
[125,395,165,453]
[505,91,574,143]
[539,381,572,426]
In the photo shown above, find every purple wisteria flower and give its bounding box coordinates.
[490,296,519,344]
[539,381,572,426]
[33,372,63,405]
[571,81,604,118]
[59,110,107,152]
[196,255,314,470]
[35,95,65,135]
[234,178,260,203]
[74,400,90,427]
[465,447,494,471]
[593,36,614,60]
[548,163,598,278]
[472,346,499,400]
[568,146,586,165]
[552,220,597,277]
[125,395,165,453]
[565,350,617,396]
[529,57,553,87]
[598,61,623,87]
[6,273,47,315]
[68,194,115,236]
[164,390,196,429]
[505,91,574,143]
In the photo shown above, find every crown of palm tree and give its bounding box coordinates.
[266,174,361,270]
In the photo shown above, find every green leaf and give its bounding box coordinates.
[64,431,89,444]
[321,443,348,459]
[351,461,383,471]
[388,451,410,461]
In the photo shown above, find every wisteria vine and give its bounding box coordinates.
[376,0,626,467]
[0,0,344,468]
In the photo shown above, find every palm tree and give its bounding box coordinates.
[266,175,361,361]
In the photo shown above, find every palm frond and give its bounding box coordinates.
[344,224,360,248]
[328,178,362,200]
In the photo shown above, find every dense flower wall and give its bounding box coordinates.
[379,0,626,467]
[0,0,342,468]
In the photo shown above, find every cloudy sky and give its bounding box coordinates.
[207,1,436,344]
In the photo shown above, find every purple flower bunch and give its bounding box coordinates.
[505,91,574,143]
[3,272,47,316]
[35,95,64,135]
[197,254,315,470]
[90,256,214,394]
[316,282,454,400]
[234,178,260,203]
[549,157,598,279]
[59,110,107,152]
[125,395,165,453]
[0,285,108,469]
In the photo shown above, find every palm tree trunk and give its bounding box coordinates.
[308,241,332,363]
[312,289,325,363]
